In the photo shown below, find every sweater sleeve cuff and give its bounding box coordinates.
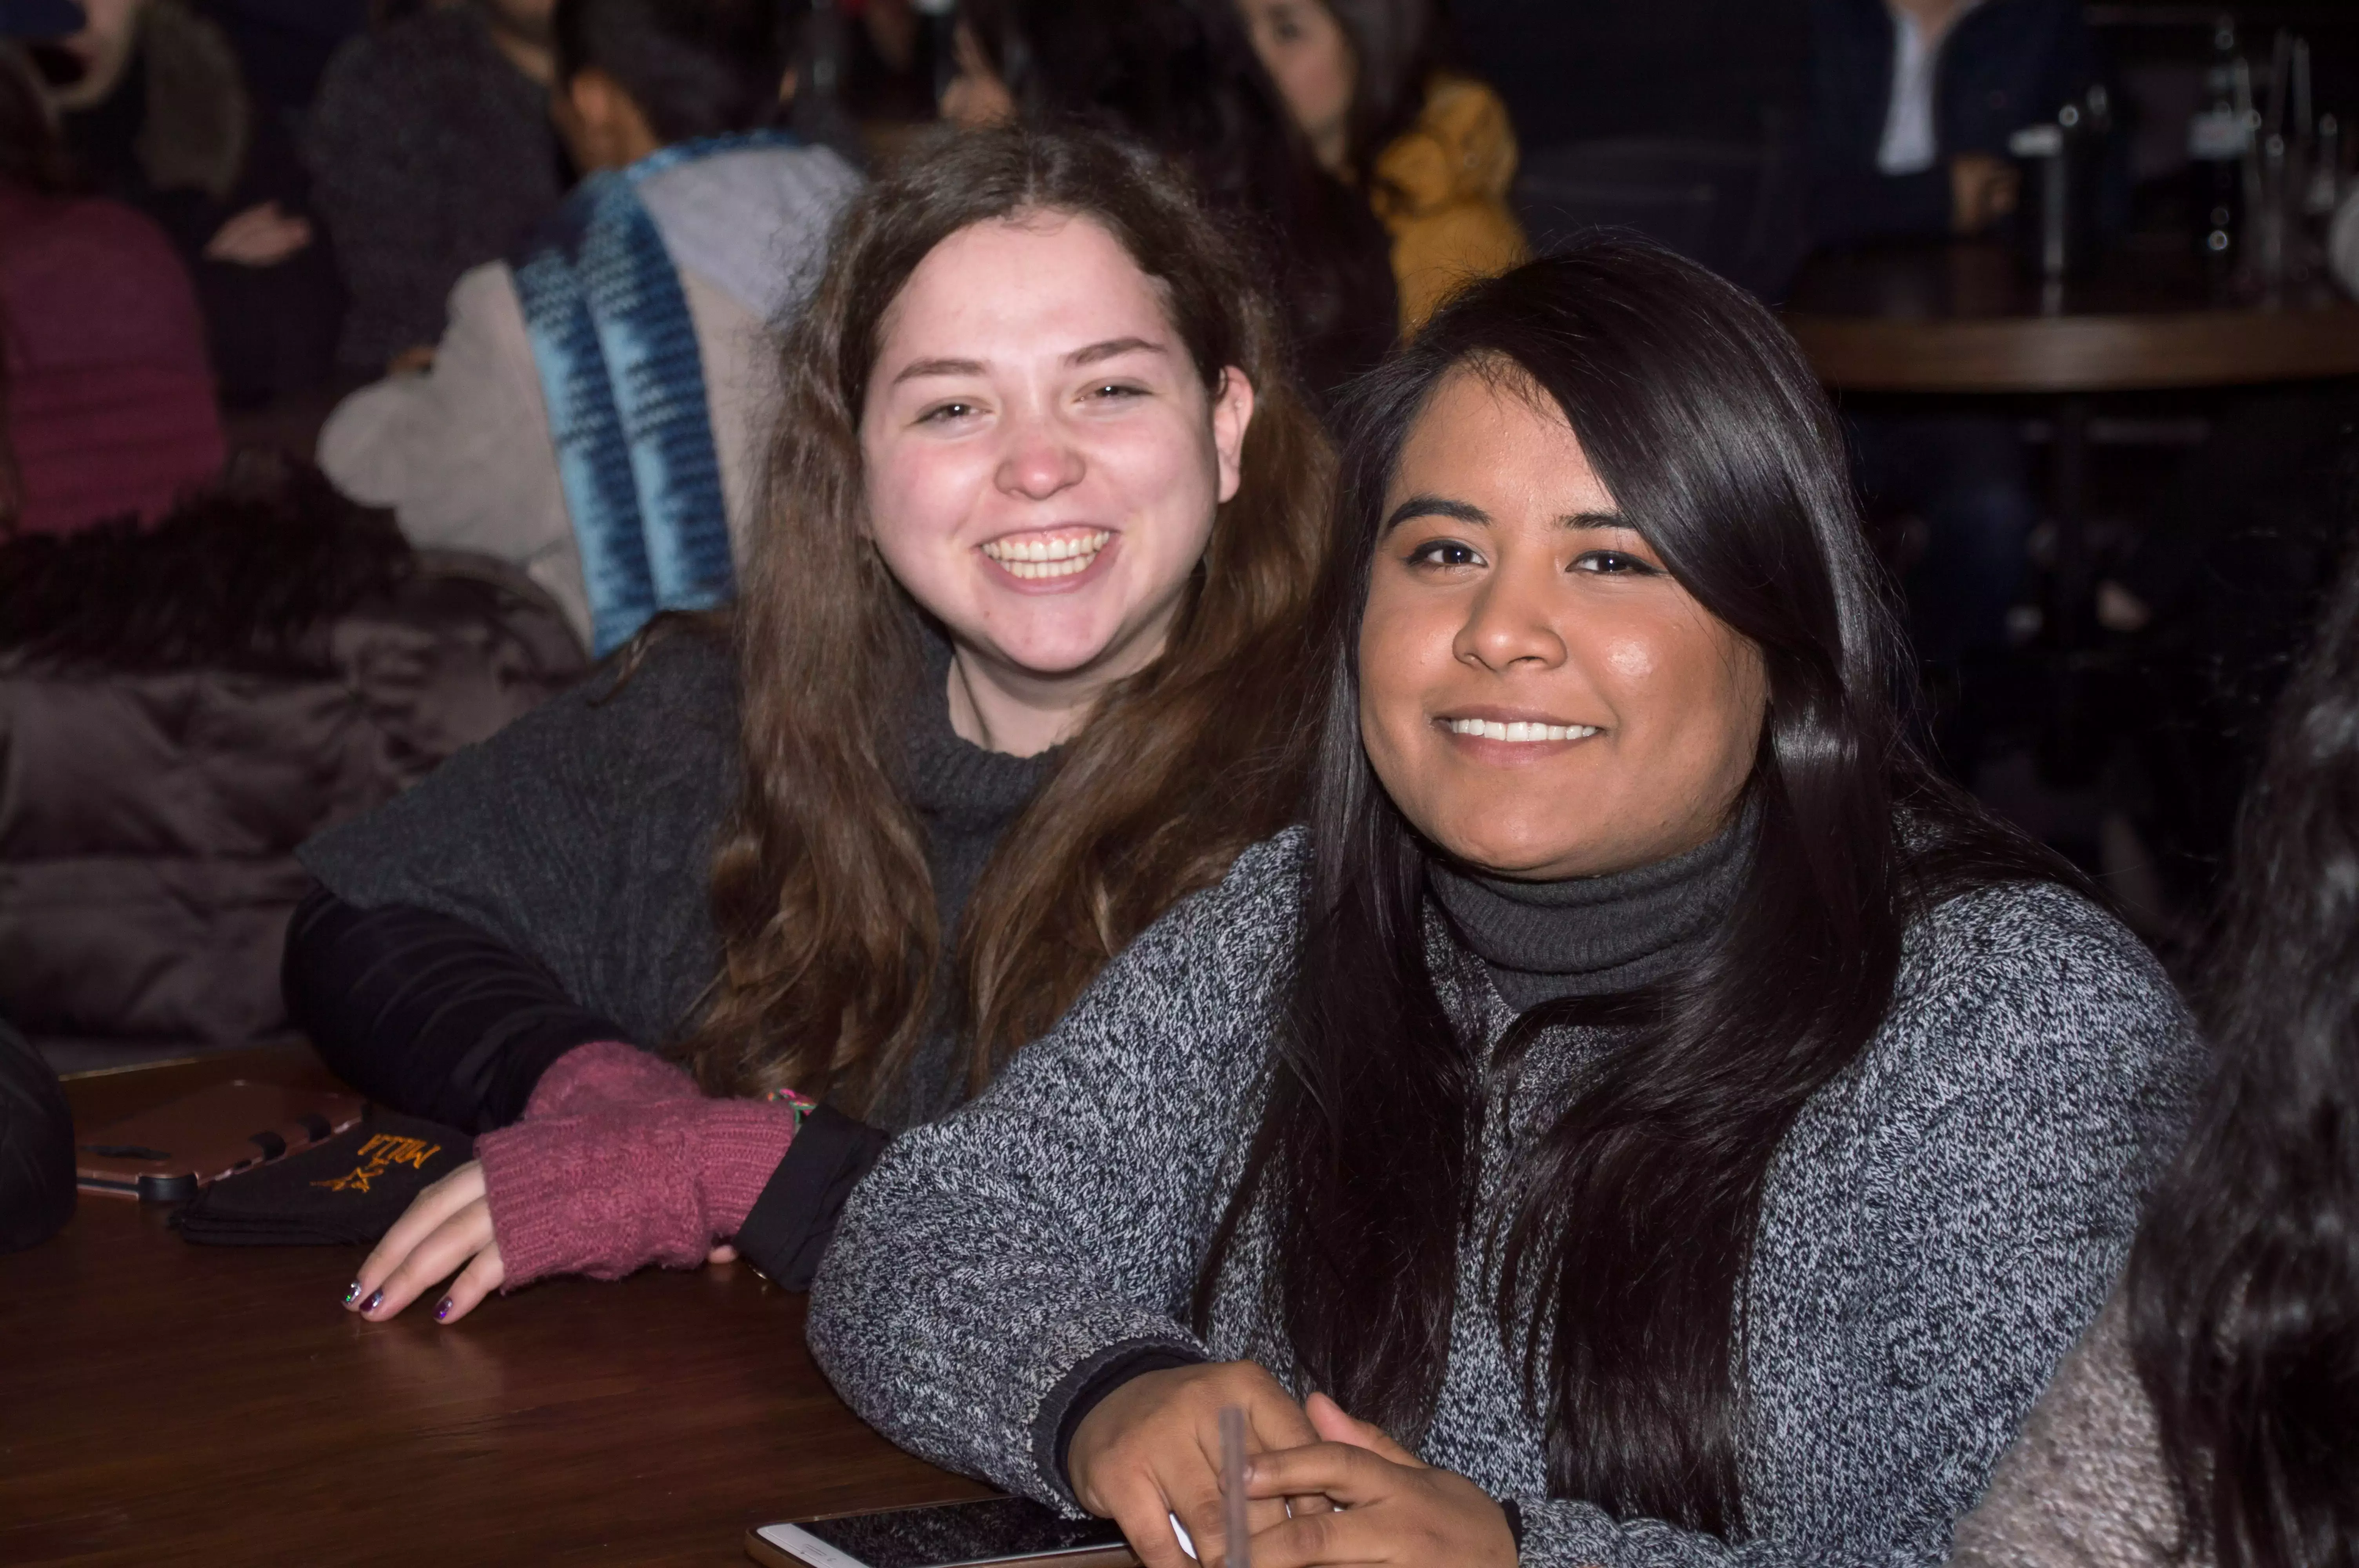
[522,1040,702,1120]
[1034,1340,1212,1504]
[731,1103,891,1291]
[480,1099,798,1288]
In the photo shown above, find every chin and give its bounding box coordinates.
[982,619,1132,677]
[1429,811,1598,879]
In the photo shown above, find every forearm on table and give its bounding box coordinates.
[282,884,621,1132]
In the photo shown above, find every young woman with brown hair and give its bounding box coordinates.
[283,125,1332,1323]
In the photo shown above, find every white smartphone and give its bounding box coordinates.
[746,1498,1137,1568]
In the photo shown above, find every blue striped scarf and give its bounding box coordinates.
[513,131,796,654]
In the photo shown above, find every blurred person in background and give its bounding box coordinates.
[0,30,223,535]
[1234,0,1525,332]
[25,0,340,405]
[1948,532,2359,1568]
[943,0,1396,410]
[1808,0,2106,248]
[307,0,565,378]
[1810,0,2112,766]
[316,0,858,655]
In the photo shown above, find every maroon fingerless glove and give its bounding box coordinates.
[475,1042,813,1290]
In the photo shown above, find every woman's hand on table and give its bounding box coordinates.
[343,1160,505,1323]
[1067,1359,1321,1568]
[342,1159,736,1324]
[1239,1392,1516,1568]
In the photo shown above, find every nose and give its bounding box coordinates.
[1454,564,1567,673]
[994,410,1087,502]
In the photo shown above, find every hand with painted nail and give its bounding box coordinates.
[1067,1360,1321,1568]
[1236,1392,1515,1568]
[344,1160,505,1323]
[341,1119,750,1324]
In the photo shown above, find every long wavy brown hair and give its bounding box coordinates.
[680,127,1334,1112]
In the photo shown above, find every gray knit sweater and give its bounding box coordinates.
[808,828,2206,1568]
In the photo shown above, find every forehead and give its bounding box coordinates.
[1390,366,1617,513]
[876,212,1178,366]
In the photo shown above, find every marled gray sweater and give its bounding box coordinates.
[808,829,2206,1568]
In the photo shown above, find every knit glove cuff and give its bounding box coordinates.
[522,1040,704,1121]
[478,1096,800,1289]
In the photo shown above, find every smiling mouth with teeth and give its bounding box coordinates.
[980,529,1112,581]
[1445,718,1601,743]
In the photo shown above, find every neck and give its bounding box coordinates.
[943,653,1098,759]
[1310,122,1350,177]
[1430,803,1757,1010]
[487,22,554,88]
[943,626,1170,758]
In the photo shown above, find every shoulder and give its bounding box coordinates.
[2,191,178,278]
[1866,878,2204,1131]
[1070,828,1307,1031]
[298,627,738,900]
[1121,826,1306,962]
[1905,878,2177,1026]
[1417,76,1514,147]
[407,625,735,797]
[573,627,738,739]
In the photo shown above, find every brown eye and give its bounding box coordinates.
[1571,550,1655,575]
[1408,539,1482,568]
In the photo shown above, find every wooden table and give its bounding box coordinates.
[0,1047,987,1566]
[1782,238,2359,393]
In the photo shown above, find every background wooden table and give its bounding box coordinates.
[0,1047,987,1566]
[1782,239,2359,392]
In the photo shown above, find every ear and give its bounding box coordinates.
[776,64,800,106]
[1210,366,1256,506]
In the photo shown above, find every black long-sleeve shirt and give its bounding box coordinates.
[287,627,1053,1285]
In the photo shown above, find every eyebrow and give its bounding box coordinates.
[1380,495,1629,533]
[1067,336,1167,368]
[890,356,986,386]
[887,338,1169,388]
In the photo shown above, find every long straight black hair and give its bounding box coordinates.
[2128,535,2359,1568]
[1194,240,2074,1530]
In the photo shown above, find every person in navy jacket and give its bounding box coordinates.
[1809,0,2106,247]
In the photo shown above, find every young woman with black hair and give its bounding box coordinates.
[1232,0,1527,332]
[1949,546,2359,1566]
[940,0,1398,410]
[287,126,1332,1325]
[807,240,2206,1568]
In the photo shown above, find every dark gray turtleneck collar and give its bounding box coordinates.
[903,619,1058,832]
[1428,804,1754,1011]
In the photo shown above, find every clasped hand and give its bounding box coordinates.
[1067,1362,1516,1568]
